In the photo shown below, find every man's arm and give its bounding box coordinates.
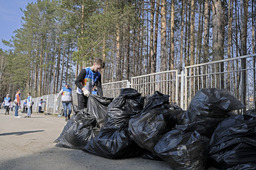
[55,89,63,100]
[96,75,103,97]
[75,69,87,89]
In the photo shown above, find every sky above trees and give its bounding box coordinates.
[0,0,37,50]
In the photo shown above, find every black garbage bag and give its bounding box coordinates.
[128,91,180,152]
[244,109,256,118]
[175,116,223,138]
[227,163,256,170]
[55,110,100,149]
[140,91,170,112]
[129,108,177,152]
[54,116,75,143]
[209,114,256,169]
[140,150,163,161]
[176,88,243,138]
[54,105,82,143]
[103,88,144,127]
[188,88,244,119]
[87,95,113,127]
[84,125,142,159]
[154,129,209,170]
[84,88,144,159]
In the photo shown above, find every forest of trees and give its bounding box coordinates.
[0,0,255,100]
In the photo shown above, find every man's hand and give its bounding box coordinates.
[82,88,90,97]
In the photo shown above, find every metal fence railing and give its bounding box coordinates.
[184,54,256,110]
[21,91,78,114]
[20,54,256,114]
[131,70,179,105]
[102,80,130,98]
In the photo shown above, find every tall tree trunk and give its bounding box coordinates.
[102,35,106,83]
[189,0,195,98]
[227,0,234,90]
[252,0,256,107]
[120,31,124,78]
[125,25,130,80]
[169,0,175,70]
[228,0,234,59]
[149,0,155,73]
[252,0,255,54]
[39,36,44,96]
[52,63,56,94]
[30,52,35,94]
[27,49,33,91]
[146,1,150,74]
[80,2,85,71]
[151,0,159,73]
[43,41,49,95]
[137,21,141,76]
[116,25,121,81]
[189,0,195,66]
[235,0,239,98]
[240,0,248,109]
[197,1,203,64]
[56,40,61,93]
[212,0,224,88]
[34,48,39,97]
[60,45,65,89]
[160,0,167,71]
[203,0,209,63]
[179,0,185,69]
[186,1,191,66]
[76,61,79,78]
[132,28,136,76]
[65,44,70,85]
[184,0,188,66]
[140,2,145,74]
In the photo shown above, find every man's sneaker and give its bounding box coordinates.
[15,116,21,118]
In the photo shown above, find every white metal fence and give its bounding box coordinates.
[102,80,130,98]
[184,54,256,110]
[21,91,78,114]
[106,54,256,111]
[21,54,256,114]
[131,70,179,104]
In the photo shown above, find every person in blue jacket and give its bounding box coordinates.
[3,94,11,115]
[56,84,72,121]
[38,99,45,113]
[75,58,104,110]
[25,93,32,118]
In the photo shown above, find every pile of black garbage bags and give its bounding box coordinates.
[55,88,256,170]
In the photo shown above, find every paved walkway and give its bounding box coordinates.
[0,109,170,170]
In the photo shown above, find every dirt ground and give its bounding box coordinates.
[0,109,171,170]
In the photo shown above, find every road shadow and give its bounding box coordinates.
[0,147,171,170]
[0,130,44,136]
[0,146,219,170]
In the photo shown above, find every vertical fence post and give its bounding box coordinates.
[46,95,49,113]
[180,69,185,109]
[175,71,179,105]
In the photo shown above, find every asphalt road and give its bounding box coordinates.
[0,109,171,170]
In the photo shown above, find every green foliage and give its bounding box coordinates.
[1,0,139,97]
